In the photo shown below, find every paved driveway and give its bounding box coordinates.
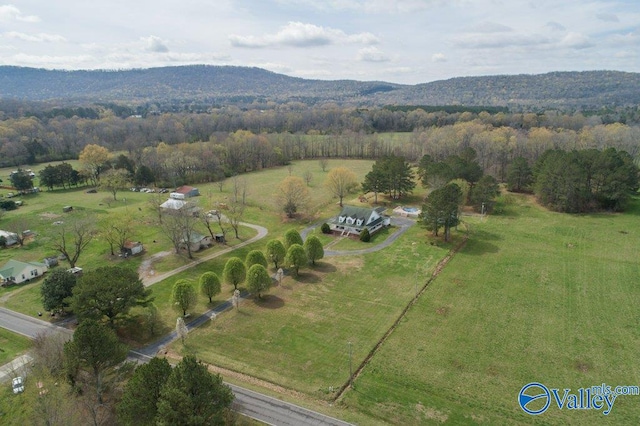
[302,216,416,256]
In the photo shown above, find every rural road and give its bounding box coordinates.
[0,307,72,339]
[0,299,354,426]
[0,221,356,425]
[229,384,352,426]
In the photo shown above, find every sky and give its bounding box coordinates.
[0,0,639,84]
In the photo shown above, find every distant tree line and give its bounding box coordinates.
[1,103,639,168]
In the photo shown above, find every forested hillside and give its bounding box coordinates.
[1,65,638,110]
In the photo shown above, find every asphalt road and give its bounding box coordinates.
[230,384,353,426]
[0,221,354,425]
[0,307,72,339]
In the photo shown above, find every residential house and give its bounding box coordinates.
[0,259,48,285]
[328,205,390,237]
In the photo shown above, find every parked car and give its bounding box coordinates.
[12,377,24,394]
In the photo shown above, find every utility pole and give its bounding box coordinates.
[348,341,353,388]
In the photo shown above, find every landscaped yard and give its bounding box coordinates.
[341,193,640,425]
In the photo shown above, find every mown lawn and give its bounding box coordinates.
[0,328,31,366]
[167,221,458,406]
[0,160,377,316]
[341,193,640,425]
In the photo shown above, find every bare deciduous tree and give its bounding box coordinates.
[226,201,245,240]
[99,212,134,256]
[161,201,200,259]
[148,192,166,224]
[5,217,30,247]
[50,218,95,268]
[32,331,71,376]
[303,169,313,186]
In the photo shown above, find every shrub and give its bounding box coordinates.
[321,223,331,234]
[360,228,371,242]
[0,200,17,210]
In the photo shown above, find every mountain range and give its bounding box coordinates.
[1,65,638,109]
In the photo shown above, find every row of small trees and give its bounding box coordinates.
[170,229,326,316]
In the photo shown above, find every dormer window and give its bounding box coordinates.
[339,216,345,223]
[356,219,363,226]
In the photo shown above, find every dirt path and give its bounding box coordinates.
[139,222,268,287]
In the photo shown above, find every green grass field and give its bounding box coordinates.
[0,329,31,366]
[0,159,383,328]
[9,157,640,425]
[341,193,640,425]
[168,223,457,402]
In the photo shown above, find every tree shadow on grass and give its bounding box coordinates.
[253,295,284,309]
[295,272,321,284]
[309,261,336,273]
[462,230,501,256]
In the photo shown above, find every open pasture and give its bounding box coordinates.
[342,193,640,424]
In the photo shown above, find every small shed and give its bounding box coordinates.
[0,230,18,246]
[43,257,59,268]
[180,231,212,252]
[62,206,73,213]
[174,185,200,198]
[122,241,144,257]
[214,234,226,243]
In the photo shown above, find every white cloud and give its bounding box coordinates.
[3,31,66,42]
[230,21,378,48]
[596,13,619,23]
[0,5,40,23]
[560,32,594,49]
[356,46,389,62]
[608,31,640,46]
[275,0,437,14]
[545,21,566,32]
[614,50,636,58]
[251,62,293,73]
[142,35,169,53]
[452,32,551,49]
[470,22,513,33]
[431,52,446,62]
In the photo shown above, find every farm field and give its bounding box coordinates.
[341,193,640,424]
